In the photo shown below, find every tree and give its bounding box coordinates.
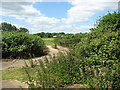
[1,22,18,32]
[90,11,120,33]
[19,27,29,33]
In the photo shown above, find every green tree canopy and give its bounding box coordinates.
[19,27,29,33]
[1,22,18,32]
[0,22,29,33]
[90,11,120,33]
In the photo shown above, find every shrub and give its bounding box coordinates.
[24,51,119,88]
[72,11,120,88]
[2,31,46,59]
[24,11,120,89]
[54,33,88,47]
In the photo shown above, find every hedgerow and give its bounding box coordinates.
[2,31,46,59]
[24,11,120,89]
[54,33,88,47]
[71,11,120,88]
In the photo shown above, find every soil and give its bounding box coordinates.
[2,45,69,70]
[1,45,69,88]
[2,80,28,88]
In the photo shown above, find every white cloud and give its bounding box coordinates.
[0,2,42,20]
[12,24,25,29]
[26,16,60,26]
[0,20,26,29]
[29,25,54,34]
[74,25,93,33]
[1,0,119,33]
[0,1,60,33]
[50,25,93,33]
[69,0,120,4]
[62,0,119,24]
[1,0,43,2]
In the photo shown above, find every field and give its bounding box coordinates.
[42,38,55,46]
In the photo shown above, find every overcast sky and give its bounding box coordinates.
[0,0,119,34]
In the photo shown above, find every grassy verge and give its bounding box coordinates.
[2,67,38,81]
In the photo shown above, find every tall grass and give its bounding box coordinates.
[24,12,120,89]
[24,50,119,89]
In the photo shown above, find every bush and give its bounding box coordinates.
[72,11,120,88]
[2,31,46,59]
[24,11,120,89]
[54,33,88,47]
[75,12,120,61]
[24,52,82,88]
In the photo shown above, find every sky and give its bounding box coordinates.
[0,0,119,34]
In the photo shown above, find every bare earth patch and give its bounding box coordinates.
[2,45,69,70]
[2,45,69,88]
[2,80,28,88]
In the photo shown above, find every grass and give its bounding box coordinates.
[42,38,55,40]
[42,38,58,49]
[2,67,38,81]
[42,38,55,46]
[2,38,56,83]
[43,40,54,46]
[0,70,2,80]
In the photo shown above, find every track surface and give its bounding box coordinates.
[1,45,69,88]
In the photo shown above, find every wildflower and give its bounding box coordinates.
[79,68,83,77]
[101,67,107,73]
[88,67,91,72]
[98,72,102,77]
[108,81,112,88]
[111,70,115,75]
[94,70,97,77]
[92,65,95,70]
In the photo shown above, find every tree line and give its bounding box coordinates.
[0,22,67,38]
[34,32,65,38]
[0,22,29,33]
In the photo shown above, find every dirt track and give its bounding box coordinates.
[2,45,69,70]
[2,45,69,88]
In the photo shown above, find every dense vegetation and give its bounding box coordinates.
[71,11,120,88]
[34,32,65,38]
[0,22,29,33]
[24,11,120,89]
[54,33,88,47]
[2,31,46,59]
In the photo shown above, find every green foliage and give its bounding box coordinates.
[24,52,119,89]
[34,32,65,38]
[54,33,88,47]
[24,11,120,89]
[0,22,29,33]
[1,22,18,32]
[73,11,120,88]
[43,39,54,46]
[23,52,82,88]
[2,67,38,81]
[19,27,29,33]
[53,43,57,49]
[75,12,120,61]
[2,31,46,59]
[90,11,120,33]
